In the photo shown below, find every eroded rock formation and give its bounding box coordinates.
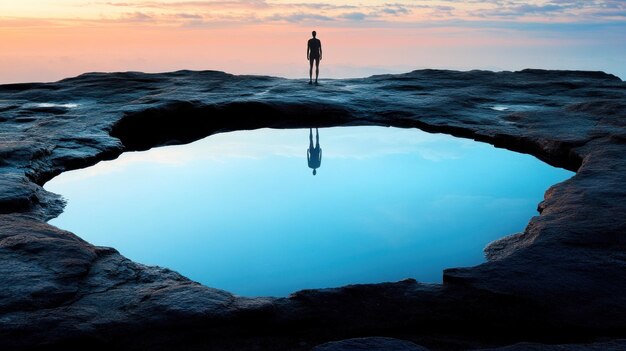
[1,69,625,350]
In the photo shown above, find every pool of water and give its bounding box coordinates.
[45,127,573,297]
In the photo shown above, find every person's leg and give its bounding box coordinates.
[315,58,320,83]
[315,128,319,147]
[309,59,314,84]
[309,128,313,149]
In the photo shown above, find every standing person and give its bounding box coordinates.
[307,31,322,85]
[307,128,322,175]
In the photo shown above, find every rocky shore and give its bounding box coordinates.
[0,69,625,350]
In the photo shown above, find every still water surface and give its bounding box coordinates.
[46,127,573,296]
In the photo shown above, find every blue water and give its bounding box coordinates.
[45,127,573,297]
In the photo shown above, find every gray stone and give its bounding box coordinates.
[477,340,626,350]
[313,337,428,351]
[0,69,625,350]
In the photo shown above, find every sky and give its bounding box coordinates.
[1,1,625,83]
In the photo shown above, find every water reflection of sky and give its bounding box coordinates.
[45,127,573,297]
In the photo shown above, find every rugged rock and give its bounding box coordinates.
[0,69,625,350]
[312,337,429,351]
[477,340,626,350]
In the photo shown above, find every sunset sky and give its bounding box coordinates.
[1,1,625,83]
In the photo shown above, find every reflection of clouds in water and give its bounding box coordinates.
[46,148,192,184]
[431,194,494,207]
[205,127,475,162]
[432,194,530,206]
[48,127,476,184]
[359,204,424,246]
[484,197,533,210]
[326,127,477,159]
[429,195,533,216]
[44,125,572,295]
[354,194,533,246]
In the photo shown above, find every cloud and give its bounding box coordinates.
[380,6,410,15]
[93,1,456,25]
[339,12,367,21]
[590,9,626,17]
[122,11,154,22]
[8,0,626,29]
[176,13,204,19]
[464,0,622,20]
[284,2,358,10]
[267,13,334,23]
[478,3,575,17]
[105,2,132,6]
[103,0,270,9]
[0,18,64,28]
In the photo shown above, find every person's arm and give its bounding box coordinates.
[307,42,310,60]
[319,42,322,61]
[319,148,322,161]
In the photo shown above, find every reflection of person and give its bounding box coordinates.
[307,128,322,175]
[307,31,322,85]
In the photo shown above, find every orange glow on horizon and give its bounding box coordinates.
[1,1,624,82]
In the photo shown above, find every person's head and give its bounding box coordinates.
[312,31,317,38]
[313,169,317,176]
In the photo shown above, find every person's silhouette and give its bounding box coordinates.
[307,128,322,175]
[307,31,322,85]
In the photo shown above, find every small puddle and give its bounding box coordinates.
[24,103,79,109]
[45,127,573,297]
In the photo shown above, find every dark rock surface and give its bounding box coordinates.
[477,340,626,350]
[0,69,625,350]
[313,337,429,351]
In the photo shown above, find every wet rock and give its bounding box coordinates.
[477,340,626,350]
[312,337,429,351]
[0,69,625,350]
